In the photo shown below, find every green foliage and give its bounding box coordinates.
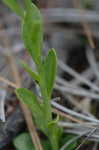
[23,0,32,11]
[13,133,35,150]
[13,133,51,150]
[22,3,43,64]
[21,61,40,82]
[14,133,76,150]
[2,0,77,150]
[43,49,57,97]
[16,88,47,133]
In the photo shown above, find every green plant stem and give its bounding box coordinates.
[36,63,59,150]
[24,0,32,11]
[39,75,52,122]
[50,137,59,150]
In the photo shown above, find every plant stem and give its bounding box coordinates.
[49,134,59,150]
[36,60,60,150]
[36,62,52,123]
[39,76,52,122]
[24,0,32,11]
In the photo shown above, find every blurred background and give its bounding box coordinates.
[1,0,99,150]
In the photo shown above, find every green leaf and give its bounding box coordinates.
[21,61,40,82]
[15,88,46,132]
[42,140,51,150]
[43,49,57,97]
[13,132,51,150]
[22,4,43,64]
[13,133,35,150]
[16,88,41,115]
[29,3,42,20]
[2,0,24,17]
[48,115,59,127]
[49,125,62,150]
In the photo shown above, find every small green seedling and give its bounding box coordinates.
[3,0,62,149]
[2,0,77,150]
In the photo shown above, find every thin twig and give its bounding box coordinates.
[0,76,17,88]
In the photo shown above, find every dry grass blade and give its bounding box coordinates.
[60,131,89,150]
[52,101,99,123]
[42,8,99,24]
[56,76,79,89]
[58,122,97,128]
[20,103,43,150]
[82,22,95,49]
[75,128,97,150]
[68,1,98,148]
[63,94,94,118]
[73,0,95,49]
[71,66,95,85]
[55,84,99,100]
[58,60,99,92]
[53,108,83,124]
